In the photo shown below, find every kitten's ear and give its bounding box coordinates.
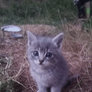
[52,33,64,48]
[27,31,37,45]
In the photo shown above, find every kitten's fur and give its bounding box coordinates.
[27,31,69,92]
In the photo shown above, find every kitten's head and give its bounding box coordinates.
[27,31,64,67]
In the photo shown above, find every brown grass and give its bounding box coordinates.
[0,23,92,92]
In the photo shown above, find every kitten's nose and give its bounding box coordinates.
[39,60,44,65]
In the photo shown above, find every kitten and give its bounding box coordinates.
[27,31,69,92]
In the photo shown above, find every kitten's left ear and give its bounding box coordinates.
[52,33,64,48]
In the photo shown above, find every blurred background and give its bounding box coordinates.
[0,0,91,25]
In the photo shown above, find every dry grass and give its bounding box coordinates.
[0,23,92,92]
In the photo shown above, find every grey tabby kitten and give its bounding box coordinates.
[27,31,69,92]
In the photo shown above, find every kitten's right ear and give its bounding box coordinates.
[27,31,37,45]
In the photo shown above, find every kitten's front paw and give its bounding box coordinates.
[37,91,40,92]
[37,90,44,92]
[37,90,47,92]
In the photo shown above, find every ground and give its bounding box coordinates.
[0,23,92,92]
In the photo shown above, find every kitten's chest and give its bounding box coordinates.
[31,68,60,86]
[32,69,54,80]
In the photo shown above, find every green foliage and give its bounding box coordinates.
[0,55,23,92]
[0,0,77,25]
[0,80,23,92]
[82,17,92,31]
[44,0,76,20]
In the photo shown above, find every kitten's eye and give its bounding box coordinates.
[46,52,52,58]
[33,51,39,56]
